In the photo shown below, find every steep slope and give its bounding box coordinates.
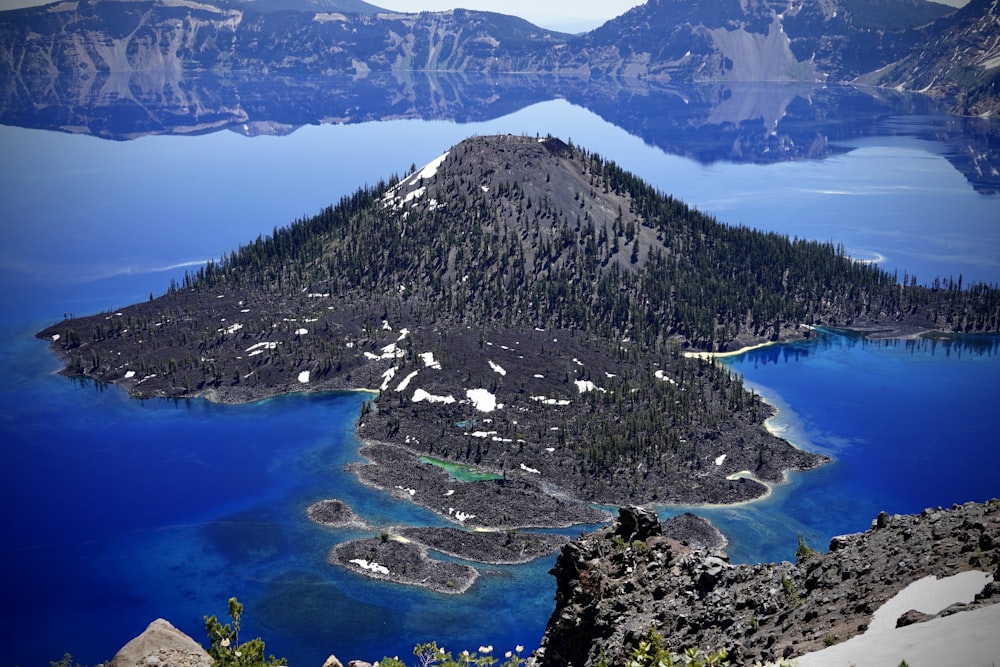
[4,0,997,109]
[37,135,1000,513]
[220,0,385,13]
[0,0,567,79]
[0,0,958,82]
[856,0,1000,116]
[535,502,1000,666]
[533,0,954,81]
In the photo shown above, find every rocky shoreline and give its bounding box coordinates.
[329,524,574,594]
[534,501,1000,666]
[394,526,570,565]
[307,499,371,530]
[331,536,480,595]
[348,441,612,529]
[317,498,728,594]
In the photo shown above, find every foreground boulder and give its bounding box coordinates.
[110,618,211,667]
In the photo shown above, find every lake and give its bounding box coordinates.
[1,79,999,665]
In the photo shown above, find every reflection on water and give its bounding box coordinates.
[3,70,998,192]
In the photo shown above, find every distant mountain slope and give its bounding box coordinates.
[1,0,995,111]
[37,135,1000,508]
[855,0,1000,116]
[221,0,385,13]
[540,0,955,82]
[0,0,566,78]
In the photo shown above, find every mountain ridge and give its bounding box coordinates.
[1,0,996,114]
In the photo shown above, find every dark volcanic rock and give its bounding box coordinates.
[661,511,728,551]
[534,499,1000,666]
[615,506,662,542]
[348,441,611,529]
[330,535,478,594]
[307,499,370,529]
[396,526,569,564]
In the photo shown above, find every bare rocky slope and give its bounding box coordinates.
[534,502,1000,666]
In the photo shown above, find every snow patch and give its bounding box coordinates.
[488,360,507,376]
[380,367,397,391]
[419,352,442,369]
[412,388,456,404]
[395,369,419,392]
[530,395,571,406]
[298,371,310,384]
[466,388,500,412]
[655,370,678,385]
[349,558,389,575]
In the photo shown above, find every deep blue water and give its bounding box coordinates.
[678,330,1000,563]
[2,95,1000,665]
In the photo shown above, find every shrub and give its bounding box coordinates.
[204,597,287,667]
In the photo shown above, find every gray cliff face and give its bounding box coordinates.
[3,0,996,111]
[0,1,564,79]
[534,502,1000,666]
[0,0,982,88]
[855,0,1000,116]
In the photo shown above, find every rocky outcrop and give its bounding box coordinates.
[661,511,728,551]
[330,535,480,594]
[110,618,211,667]
[534,501,1000,666]
[307,498,371,529]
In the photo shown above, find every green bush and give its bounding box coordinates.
[204,597,287,667]
[378,641,527,667]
